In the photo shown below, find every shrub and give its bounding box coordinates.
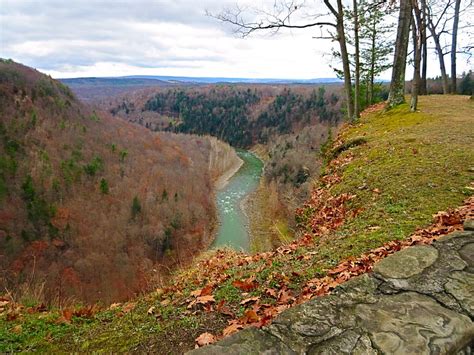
[119,150,128,162]
[131,196,141,219]
[99,178,109,194]
[83,156,103,176]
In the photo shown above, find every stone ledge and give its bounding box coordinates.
[189,229,474,354]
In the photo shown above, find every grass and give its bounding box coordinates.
[313,95,473,262]
[1,95,472,353]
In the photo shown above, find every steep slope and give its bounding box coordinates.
[100,85,345,250]
[1,95,471,353]
[0,60,235,304]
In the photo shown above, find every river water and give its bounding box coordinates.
[212,150,263,252]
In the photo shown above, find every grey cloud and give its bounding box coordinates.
[0,0,234,71]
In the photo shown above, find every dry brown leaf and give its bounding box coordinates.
[122,303,136,313]
[232,279,258,292]
[265,288,278,298]
[160,299,171,307]
[223,321,243,337]
[195,332,216,347]
[196,295,215,305]
[242,309,259,324]
[240,296,259,306]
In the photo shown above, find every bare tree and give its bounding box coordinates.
[426,0,452,94]
[387,0,412,107]
[451,0,462,93]
[411,0,425,111]
[353,0,361,118]
[209,1,355,119]
[420,2,428,95]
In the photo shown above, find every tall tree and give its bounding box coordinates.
[211,1,355,120]
[353,0,361,118]
[387,0,412,107]
[426,0,454,94]
[358,0,394,106]
[327,0,355,119]
[420,2,428,95]
[450,0,462,93]
[411,0,424,111]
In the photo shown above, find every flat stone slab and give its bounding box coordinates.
[189,229,474,354]
[373,245,438,279]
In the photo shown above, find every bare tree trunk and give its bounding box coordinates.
[369,15,377,105]
[420,4,428,95]
[411,9,423,111]
[353,0,361,118]
[429,26,449,93]
[410,0,423,112]
[325,0,354,119]
[388,0,412,108]
[450,0,461,93]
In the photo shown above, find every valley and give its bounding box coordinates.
[1,0,473,351]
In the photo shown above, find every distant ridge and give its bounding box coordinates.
[61,75,342,85]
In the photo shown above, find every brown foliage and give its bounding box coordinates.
[0,61,222,304]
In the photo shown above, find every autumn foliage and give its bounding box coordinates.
[0,61,233,304]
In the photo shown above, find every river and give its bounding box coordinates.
[212,150,263,251]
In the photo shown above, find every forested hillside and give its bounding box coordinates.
[98,85,345,250]
[106,86,342,148]
[0,61,234,304]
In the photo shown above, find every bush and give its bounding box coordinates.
[83,156,103,176]
[99,178,109,194]
[131,196,141,219]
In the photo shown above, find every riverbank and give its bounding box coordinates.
[208,137,244,190]
[214,157,244,190]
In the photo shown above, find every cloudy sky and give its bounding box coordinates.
[0,0,472,79]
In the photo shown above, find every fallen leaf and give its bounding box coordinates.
[147,306,155,315]
[196,295,215,305]
[240,296,259,306]
[216,300,235,317]
[190,289,201,297]
[232,279,258,292]
[200,284,214,296]
[160,299,171,307]
[122,303,136,313]
[223,321,243,337]
[11,325,22,334]
[242,309,259,324]
[155,288,165,298]
[265,288,277,298]
[195,332,216,347]
[59,309,73,323]
[109,303,121,310]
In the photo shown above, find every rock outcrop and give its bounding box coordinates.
[191,221,474,354]
[208,137,243,189]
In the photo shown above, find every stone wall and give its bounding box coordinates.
[190,221,474,354]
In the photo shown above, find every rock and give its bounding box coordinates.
[373,245,438,279]
[356,292,474,354]
[444,271,474,317]
[459,242,474,272]
[189,230,474,355]
[189,328,295,355]
[464,219,474,231]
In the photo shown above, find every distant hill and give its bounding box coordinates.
[120,75,342,84]
[61,76,342,102]
[60,77,175,102]
[0,60,230,304]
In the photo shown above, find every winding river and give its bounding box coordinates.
[212,150,263,252]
